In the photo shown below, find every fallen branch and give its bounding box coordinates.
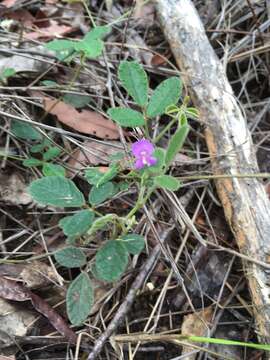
[156,0,270,343]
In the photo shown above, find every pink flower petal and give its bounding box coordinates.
[131,139,155,157]
[135,158,145,169]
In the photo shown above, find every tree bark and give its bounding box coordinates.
[156,0,270,343]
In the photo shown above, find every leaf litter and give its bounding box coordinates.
[43,97,119,139]
[0,0,269,359]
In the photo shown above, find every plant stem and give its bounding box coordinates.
[126,186,154,220]
[81,0,96,27]
[153,116,178,143]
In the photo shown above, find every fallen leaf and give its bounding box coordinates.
[43,98,119,139]
[151,52,169,66]
[0,276,77,343]
[25,21,74,40]
[68,140,124,172]
[21,261,63,289]
[0,298,35,348]
[6,9,35,27]
[181,307,213,359]
[0,277,30,301]
[0,46,52,74]
[0,173,32,205]
[2,0,17,7]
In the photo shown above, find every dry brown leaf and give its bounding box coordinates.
[181,307,213,359]
[20,261,63,289]
[43,98,119,139]
[0,173,32,205]
[68,140,124,172]
[25,21,74,40]
[2,0,17,7]
[6,9,35,27]
[0,298,35,348]
[151,52,169,66]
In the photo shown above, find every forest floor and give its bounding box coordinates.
[0,0,270,359]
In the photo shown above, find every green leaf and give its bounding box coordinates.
[119,234,145,254]
[88,181,116,205]
[45,39,75,52]
[117,181,129,192]
[87,214,117,236]
[85,168,104,186]
[118,61,148,106]
[146,77,182,117]
[75,38,103,58]
[85,165,118,188]
[84,26,111,40]
[54,246,86,268]
[165,125,189,167]
[154,175,181,191]
[96,164,119,187]
[66,272,93,325]
[11,120,42,141]
[43,147,61,161]
[30,138,52,153]
[63,94,91,108]
[41,80,58,87]
[185,107,199,119]
[45,40,75,62]
[23,158,43,167]
[95,240,128,282]
[29,176,85,207]
[42,163,66,177]
[107,108,145,127]
[59,210,95,237]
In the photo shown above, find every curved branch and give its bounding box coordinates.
[156,0,270,342]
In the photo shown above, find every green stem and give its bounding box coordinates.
[153,116,178,143]
[81,0,96,27]
[126,186,154,220]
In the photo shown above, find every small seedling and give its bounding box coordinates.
[27,60,194,326]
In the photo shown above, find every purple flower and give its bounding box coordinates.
[131,139,157,170]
